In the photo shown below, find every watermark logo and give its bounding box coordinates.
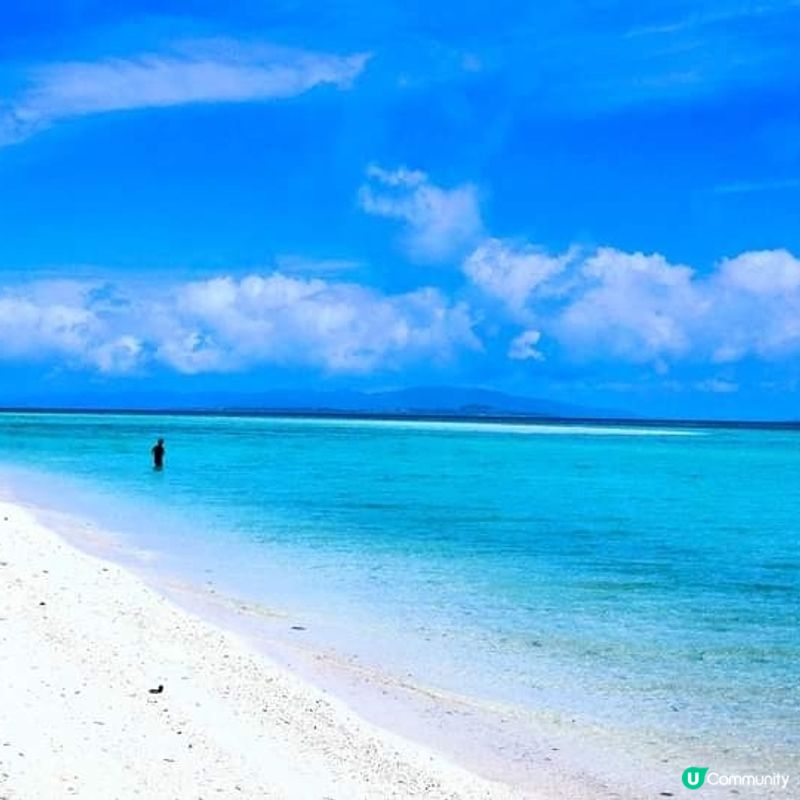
[681,767,791,791]
[682,767,708,790]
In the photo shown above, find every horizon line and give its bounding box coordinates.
[0,406,798,429]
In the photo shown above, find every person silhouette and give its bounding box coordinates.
[152,438,165,470]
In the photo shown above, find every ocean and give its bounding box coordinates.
[0,412,797,792]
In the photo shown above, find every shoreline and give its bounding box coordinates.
[0,483,685,800]
[1,484,792,800]
[0,465,658,800]
[0,498,525,799]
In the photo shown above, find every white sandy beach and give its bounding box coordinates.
[0,499,525,800]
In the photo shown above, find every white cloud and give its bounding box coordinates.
[0,282,107,368]
[164,275,479,373]
[355,165,800,371]
[508,329,544,361]
[458,236,800,368]
[93,335,145,374]
[714,249,800,294]
[4,245,800,380]
[463,238,576,317]
[5,153,800,382]
[0,273,478,375]
[359,165,483,262]
[0,40,369,146]
[707,250,800,361]
[553,248,702,362]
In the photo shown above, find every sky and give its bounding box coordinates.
[1,1,799,419]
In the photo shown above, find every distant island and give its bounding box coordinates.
[0,385,624,419]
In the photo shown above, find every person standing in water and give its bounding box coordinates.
[152,438,165,470]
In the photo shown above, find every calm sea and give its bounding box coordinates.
[0,412,797,788]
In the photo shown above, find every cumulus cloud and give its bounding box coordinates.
[508,330,544,361]
[463,238,577,317]
[159,274,479,373]
[5,159,800,382]
[0,282,112,370]
[359,165,483,262]
[0,274,478,375]
[465,240,800,367]
[714,249,800,295]
[4,244,800,379]
[554,248,703,362]
[0,40,369,146]
[358,167,800,371]
[706,249,800,362]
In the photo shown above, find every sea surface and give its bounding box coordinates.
[0,412,797,790]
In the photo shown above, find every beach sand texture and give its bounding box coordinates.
[0,500,525,800]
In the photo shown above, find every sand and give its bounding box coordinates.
[0,499,526,800]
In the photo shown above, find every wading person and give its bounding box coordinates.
[152,438,165,470]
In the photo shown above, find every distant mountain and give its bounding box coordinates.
[1,385,625,419]
[354,386,611,418]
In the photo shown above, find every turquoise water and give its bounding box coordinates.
[0,413,797,774]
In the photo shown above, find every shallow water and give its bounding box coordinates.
[0,412,797,782]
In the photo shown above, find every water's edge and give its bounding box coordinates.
[2,479,691,799]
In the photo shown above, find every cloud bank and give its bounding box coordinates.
[3,245,799,379]
[0,274,478,375]
[468,242,800,367]
[363,166,800,373]
[1,167,799,383]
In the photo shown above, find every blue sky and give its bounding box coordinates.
[1,1,799,418]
